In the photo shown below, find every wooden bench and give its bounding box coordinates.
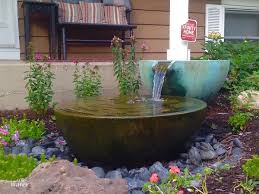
[57,5,137,60]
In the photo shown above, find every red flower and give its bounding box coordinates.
[177,190,184,194]
[149,173,159,183]
[169,165,180,174]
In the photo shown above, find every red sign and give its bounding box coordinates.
[181,19,197,42]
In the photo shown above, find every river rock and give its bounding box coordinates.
[105,170,122,179]
[205,134,214,143]
[31,146,45,157]
[199,142,214,151]
[188,147,202,165]
[131,190,144,194]
[126,178,145,191]
[149,161,168,180]
[91,167,105,178]
[21,144,32,155]
[233,138,243,148]
[118,168,129,178]
[0,160,128,194]
[46,148,60,158]
[11,146,22,155]
[134,167,151,181]
[200,150,217,160]
[215,147,227,156]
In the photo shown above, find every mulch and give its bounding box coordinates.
[0,92,258,193]
[205,92,259,194]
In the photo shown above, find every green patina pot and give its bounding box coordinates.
[139,60,230,100]
[55,96,206,166]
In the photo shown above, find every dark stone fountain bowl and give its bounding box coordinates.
[54,96,207,166]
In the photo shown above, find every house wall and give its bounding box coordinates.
[17,0,208,60]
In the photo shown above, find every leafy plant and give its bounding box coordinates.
[25,54,55,113]
[73,62,102,98]
[235,178,259,194]
[0,153,37,180]
[111,36,141,96]
[242,155,259,181]
[228,112,253,133]
[142,165,217,194]
[73,158,78,166]
[0,117,44,145]
[200,34,259,114]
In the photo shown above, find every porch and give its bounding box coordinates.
[15,0,208,61]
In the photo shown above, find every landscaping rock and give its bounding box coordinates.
[200,150,217,160]
[188,147,202,165]
[21,144,32,155]
[11,146,22,155]
[31,146,45,157]
[180,153,189,159]
[4,146,11,154]
[105,170,122,179]
[91,167,105,178]
[118,168,129,178]
[46,147,60,158]
[237,90,259,110]
[199,142,214,151]
[233,138,243,148]
[129,167,150,181]
[231,147,243,161]
[126,178,145,191]
[131,190,144,194]
[0,160,128,194]
[149,161,168,180]
[205,134,214,143]
[215,147,227,156]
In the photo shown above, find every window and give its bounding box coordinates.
[225,10,259,40]
[206,4,259,41]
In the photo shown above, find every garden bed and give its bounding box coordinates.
[0,91,258,193]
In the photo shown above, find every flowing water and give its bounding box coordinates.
[152,63,171,100]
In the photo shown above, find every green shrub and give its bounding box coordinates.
[228,112,253,133]
[73,63,102,97]
[24,54,55,113]
[200,35,259,104]
[242,155,259,181]
[0,117,44,145]
[0,153,37,180]
[111,36,141,96]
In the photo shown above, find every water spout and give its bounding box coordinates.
[152,61,175,100]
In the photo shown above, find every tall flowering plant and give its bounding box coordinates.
[24,53,55,113]
[111,36,141,96]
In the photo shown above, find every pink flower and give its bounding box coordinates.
[177,190,184,194]
[140,41,149,51]
[149,173,159,183]
[0,140,8,146]
[34,53,43,61]
[12,131,20,142]
[72,59,79,64]
[169,165,180,174]
[0,128,9,136]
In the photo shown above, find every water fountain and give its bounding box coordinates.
[55,62,209,166]
[140,60,230,100]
